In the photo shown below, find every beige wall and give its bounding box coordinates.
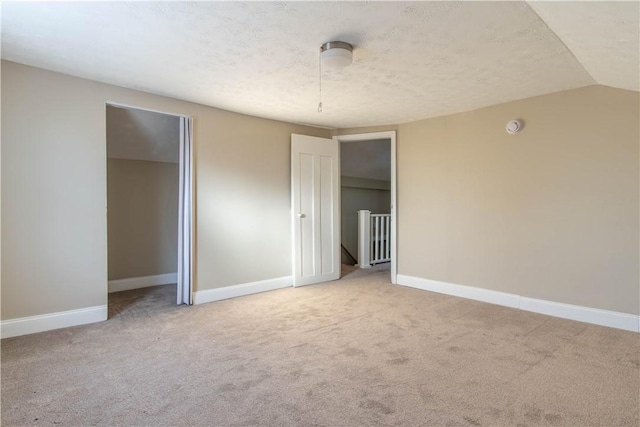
[397,85,639,315]
[1,60,329,320]
[107,159,178,280]
[2,59,637,322]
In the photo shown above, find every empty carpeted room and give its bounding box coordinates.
[1,2,639,426]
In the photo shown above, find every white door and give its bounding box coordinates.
[291,134,340,286]
[177,116,193,304]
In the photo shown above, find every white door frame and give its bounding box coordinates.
[334,131,397,284]
[105,101,195,304]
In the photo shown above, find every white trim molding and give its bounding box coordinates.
[1,305,108,339]
[518,297,639,333]
[108,273,177,293]
[396,274,639,333]
[335,131,397,285]
[193,276,293,305]
[397,275,520,308]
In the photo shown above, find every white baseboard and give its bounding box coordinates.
[108,273,177,293]
[397,274,520,309]
[1,305,108,339]
[193,276,293,305]
[396,274,639,333]
[518,297,639,333]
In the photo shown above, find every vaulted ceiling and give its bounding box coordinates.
[2,1,638,129]
[107,105,180,164]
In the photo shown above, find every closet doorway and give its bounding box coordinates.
[106,103,193,309]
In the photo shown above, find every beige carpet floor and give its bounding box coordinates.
[2,265,639,426]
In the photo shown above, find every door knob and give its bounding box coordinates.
[297,212,306,218]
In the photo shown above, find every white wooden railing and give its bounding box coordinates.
[357,210,391,268]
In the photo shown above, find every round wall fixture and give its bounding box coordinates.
[506,119,523,134]
[320,41,353,69]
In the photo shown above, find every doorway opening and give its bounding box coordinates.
[336,131,397,284]
[105,103,193,314]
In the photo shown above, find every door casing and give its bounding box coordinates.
[335,131,397,284]
[105,101,194,304]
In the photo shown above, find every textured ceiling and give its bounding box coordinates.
[1,2,638,129]
[528,1,639,93]
[107,105,179,163]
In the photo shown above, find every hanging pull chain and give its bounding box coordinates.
[318,48,323,113]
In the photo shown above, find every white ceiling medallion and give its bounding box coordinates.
[318,41,354,113]
[506,119,523,134]
[320,41,353,69]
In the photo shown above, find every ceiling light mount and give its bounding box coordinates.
[317,41,353,113]
[320,41,353,69]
